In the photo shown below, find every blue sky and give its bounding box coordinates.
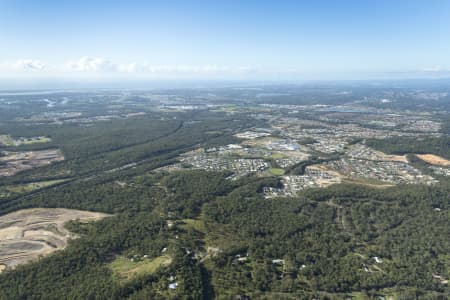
[1,0,450,80]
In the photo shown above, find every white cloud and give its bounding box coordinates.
[117,62,138,73]
[423,65,443,72]
[0,59,47,72]
[63,59,260,76]
[66,57,118,72]
[0,57,262,77]
[0,57,303,80]
[64,58,248,75]
[14,59,46,71]
[2,57,450,81]
[134,64,258,75]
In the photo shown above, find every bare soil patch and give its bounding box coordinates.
[0,208,109,272]
[0,149,64,177]
[416,154,450,167]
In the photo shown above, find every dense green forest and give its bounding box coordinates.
[0,93,449,299]
[1,168,448,299]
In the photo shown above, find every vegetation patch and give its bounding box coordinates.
[270,153,286,159]
[180,218,206,233]
[1,179,68,196]
[109,255,172,283]
[0,134,51,146]
[268,167,285,175]
[342,177,394,188]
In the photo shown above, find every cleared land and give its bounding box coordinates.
[109,255,172,283]
[268,167,285,175]
[0,149,64,177]
[0,179,68,198]
[383,154,408,163]
[0,135,51,146]
[0,208,109,272]
[416,154,450,167]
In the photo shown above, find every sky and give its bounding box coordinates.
[1,0,450,81]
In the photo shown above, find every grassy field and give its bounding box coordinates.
[20,136,52,145]
[270,153,286,159]
[343,177,394,188]
[1,179,68,195]
[0,135,15,146]
[181,214,243,251]
[109,255,172,283]
[180,218,206,233]
[349,289,397,300]
[268,167,285,176]
[0,135,51,146]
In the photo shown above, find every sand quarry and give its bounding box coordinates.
[0,208,109,272]
[416,154,450,167]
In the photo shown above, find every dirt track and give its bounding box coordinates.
[0,208,109,272]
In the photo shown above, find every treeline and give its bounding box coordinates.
[0,211,208,300]
[0,170,239,299]
[366,136,450,159]
[0,168,449,299]
[0,109,449,298]
[203,181,449,297]
[0,111,254,186]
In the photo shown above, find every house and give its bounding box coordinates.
[272,259,284,265]
[168,282,178,290]
[372,256,383,263]
[237,257,248,263]
[167,220,175,228]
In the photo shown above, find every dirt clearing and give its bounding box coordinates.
[0,149,64,177]
[0,208,109,272]
[416,154,450,167]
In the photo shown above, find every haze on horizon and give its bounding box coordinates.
[1,0,450,82]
